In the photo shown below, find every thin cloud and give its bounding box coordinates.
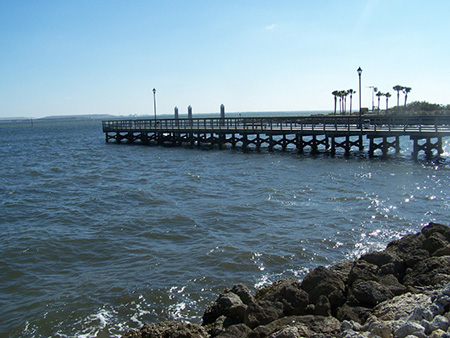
[266,24,277,30]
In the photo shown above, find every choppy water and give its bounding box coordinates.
[1,120,449,337]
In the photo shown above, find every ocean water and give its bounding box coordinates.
[1,120,449,337]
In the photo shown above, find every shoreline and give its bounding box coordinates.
[122,222,450,338]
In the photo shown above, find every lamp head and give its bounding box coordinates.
[357,67,362,76]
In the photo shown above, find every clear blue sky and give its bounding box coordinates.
[1,0,449,118]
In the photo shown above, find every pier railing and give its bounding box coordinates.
[103,115,450,134]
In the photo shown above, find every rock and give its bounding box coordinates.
[216,323,251,338]
[421,222,450,239]
[250,315,340,338]
[386,233,429,268]
[329,260,353,285]
[434,245,450,256]
[407,305,434,322]
[403,256,450,287]
[394,321,426,338]
[361,250,406,280]
[372,292,432,321]
[122,321,208,338]
[313,295,331,316]
[244,300,284,329]
[351,280,394,307]
[300,266,346,312]
[367,320,392,338]
[428,315,450,333]
[203,289,246,325]
[423,232,449,255]
[429,329,447,338]
[268,326,301,338]
[336,303,372,324]
[261,278,309,316]
[229,284,255,305]
[348,260,380,285]
[340,329,368,338]
[379,274,408,296]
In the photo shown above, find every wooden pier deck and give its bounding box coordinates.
[102,115,450,159]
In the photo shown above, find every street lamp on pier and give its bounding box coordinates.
[152,88,157,121]
[357,67,362,128]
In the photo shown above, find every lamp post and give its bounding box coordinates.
[357,67,362,127]
[367,86,377,112]
[152,88,157,121]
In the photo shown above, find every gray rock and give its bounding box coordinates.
[122,321,208,338]
[407,305,434,322]
[372,292,432,321]
[340,329,368,338]
[367,320,392,338]
[268,326,301,338]
[394,321,426,338]
[429,315,450,333]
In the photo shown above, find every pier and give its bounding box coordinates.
[102,115,450,160]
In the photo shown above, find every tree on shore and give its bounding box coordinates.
[403,87,412,111]
[393,85,404,106]
[341,90,348,114]
[348,89,355,114]
[376,91,383,111]
[385,92,392,112]
[332,90,339,115]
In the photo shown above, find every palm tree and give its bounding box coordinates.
[348,89,355,114]
[385,92,392,112]
[376,91,383,112]
[403,87,412,111]
[341,90,348,114]
[393,85,403,106]
[332,90,339,115]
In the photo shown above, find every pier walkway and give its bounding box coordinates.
[102,115,450,159]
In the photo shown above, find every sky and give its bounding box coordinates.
[1,0,449,118]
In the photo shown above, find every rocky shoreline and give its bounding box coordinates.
[123,222,450,338]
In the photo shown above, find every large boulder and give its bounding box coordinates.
[336,303,372,324]
[423,232,450,256]
[372,292,432,321]
[244,300,284,329]
[347,260,379,285]
[402,255,450,287]
[300,266,346,313]
[351,280,394,307]
[421,222,450,240]
[360,250,405,280]
[260,278,309,316]
[385,232,429,268]
[203,284,253,325]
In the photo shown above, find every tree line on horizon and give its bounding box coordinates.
[332,85,412,115]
